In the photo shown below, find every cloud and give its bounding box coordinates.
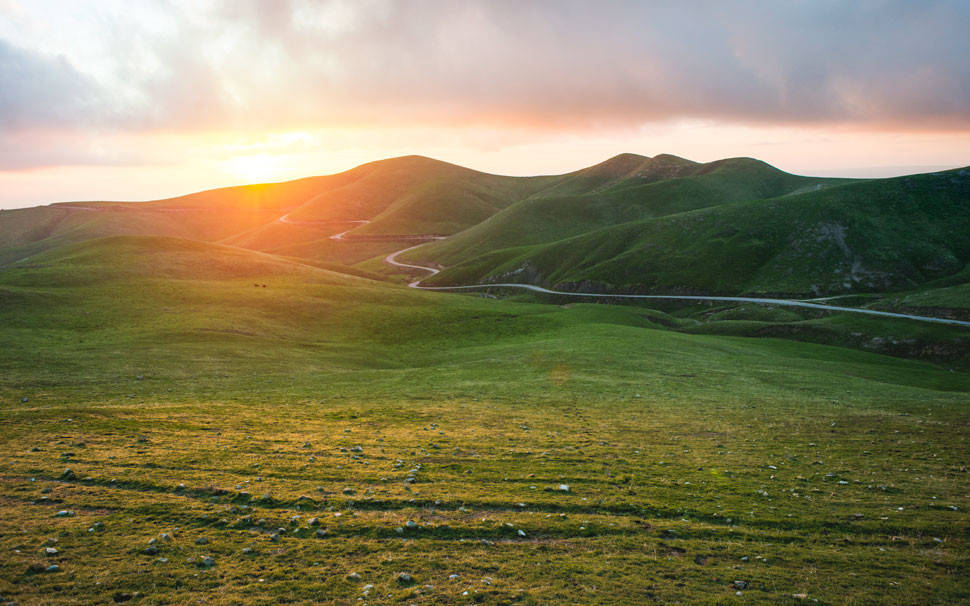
[1,0,969,170]
[0,38,112,130]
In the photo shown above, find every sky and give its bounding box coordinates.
[1,0,968,209]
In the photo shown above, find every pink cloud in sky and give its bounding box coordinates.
[0,0,968,206]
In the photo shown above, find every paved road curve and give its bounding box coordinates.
[385,245,970,328]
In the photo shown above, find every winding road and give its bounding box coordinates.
[384,243,970,328]
[271,210,969,328]
[49,192,970,328]
[329,220,371,240]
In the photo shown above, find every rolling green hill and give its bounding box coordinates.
[3,153,967,326]
[416,155,850,267]
[0,153,850,270]
[0,156,552,266]
[278,155,558,236]
[420,167,970,297]
[0,178,338,266]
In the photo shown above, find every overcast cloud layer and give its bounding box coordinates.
[4,1,970,131]
[0,0,968,187]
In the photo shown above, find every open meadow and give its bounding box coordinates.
[1,237,968,605]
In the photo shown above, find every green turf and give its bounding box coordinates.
[1,237,969,604]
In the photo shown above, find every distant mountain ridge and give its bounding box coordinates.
[1,153,967,300]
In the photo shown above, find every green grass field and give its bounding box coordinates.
[1,237,969,604]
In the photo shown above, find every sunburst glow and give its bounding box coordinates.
[224,154,286,183]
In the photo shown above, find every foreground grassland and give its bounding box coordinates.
[1,237,969,604]
[3,394,969,605]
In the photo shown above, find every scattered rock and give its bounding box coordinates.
[195,537,208,545]
[112,592,133,603]
[315,529,329,538]
[397,572,415,585]
[54,510,75,517]
[44,547,58,556]
[342,487,356,495]
[200,556,215,568]
[733,580,748,590]
[45,564,60,573]
[347,572,361,581]
[557,484,570,492]
[59,469,76,481]
[307,517,320,526]
[517,529,527,537]
[405,520,418,529]
[143,545,158,556]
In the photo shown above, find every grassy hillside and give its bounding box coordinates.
[0,179,343,267]
[1,236,969,603]
[0,153,852,272]
[281,156,558,236]
[0,155,562,268]
[421,168,970,297]
[2,235,965,397]
[418,156,849,267]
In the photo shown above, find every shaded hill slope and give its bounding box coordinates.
[419,155,848,266]
[420,168,970,297]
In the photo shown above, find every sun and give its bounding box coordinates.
[224,154,285,183]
